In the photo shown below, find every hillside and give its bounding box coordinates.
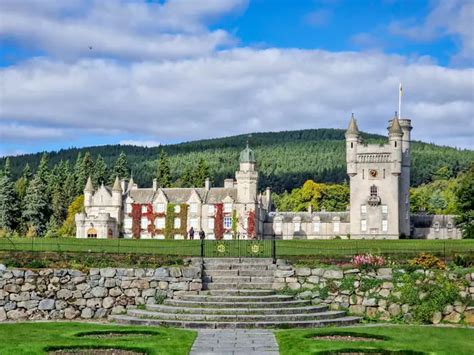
[2,129,473,192]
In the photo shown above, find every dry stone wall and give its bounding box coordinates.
[272,260,474,325]
[0,262,202,321]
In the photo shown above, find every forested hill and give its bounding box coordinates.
[3,128,473,193]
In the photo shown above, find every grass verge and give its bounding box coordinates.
[0,322,196,355]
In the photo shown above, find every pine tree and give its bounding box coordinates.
[73,152,83,195]
[156,151,171,187]
[63,172,77,206]
[76,152,94,193]
[194,158,210,187]
[93,154,107,186]
[110,152,129,183]
[14,164,31,234]
[181,166,194,188]
[23,155,51,236]
[0,158,18,233]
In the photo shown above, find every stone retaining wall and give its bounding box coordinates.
[272,261,474,325]
[0,262,202,321]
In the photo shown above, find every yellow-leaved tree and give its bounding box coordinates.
[58,195,84,237]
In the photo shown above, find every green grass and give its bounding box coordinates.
[0,238,472,257]
[0,322,196,355]
[275,325,474,355]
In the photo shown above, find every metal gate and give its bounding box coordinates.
[200,238,276,260]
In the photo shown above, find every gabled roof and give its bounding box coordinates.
[126,187,237,205]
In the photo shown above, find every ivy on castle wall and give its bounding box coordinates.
[232,209,238,239]
[164,203,175,240]
[247,210,256,239]
[129,203,141,239]
[214,203,224,240]
[177,203,188,238]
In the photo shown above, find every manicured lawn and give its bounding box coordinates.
[0,237,472,257]
[275,325,474,355]
[0,322,196,354]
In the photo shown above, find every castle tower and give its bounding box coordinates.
[397,118,412,236]
[346,115,404,239]
[84,176,94,208]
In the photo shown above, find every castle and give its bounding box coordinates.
[76,115,460,240]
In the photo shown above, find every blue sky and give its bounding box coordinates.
[0,0,473,156]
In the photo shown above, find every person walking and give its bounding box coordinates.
[188,227,195,240]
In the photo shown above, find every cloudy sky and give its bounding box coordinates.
[0,0,473,156]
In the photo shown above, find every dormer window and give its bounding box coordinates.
[434,222,440,232]
[370,185,378,197]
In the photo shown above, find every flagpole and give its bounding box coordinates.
[398,83,402,119]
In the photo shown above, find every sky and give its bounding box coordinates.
[0,0,473,157]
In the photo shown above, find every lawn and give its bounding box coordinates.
[275,325,474,355]
[0,322,196,355]
[0,237,472,258]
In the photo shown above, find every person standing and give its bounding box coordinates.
[199,229,205,240]
[188,227,195,240]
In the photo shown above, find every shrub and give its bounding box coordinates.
[409,253,445,270]
[351,253,385,270]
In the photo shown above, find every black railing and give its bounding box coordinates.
[200,237,276,260]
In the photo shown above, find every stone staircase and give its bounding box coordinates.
[110,258,361,329]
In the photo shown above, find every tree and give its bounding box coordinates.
[181,166,194,188]
[156,151,171,187]
[76,152,94,193]
[23,154,51,236]
[194,158,210,187]
[59,195,84,237]
[0,158,18,233]
[73,152,83,195]
[455,163,474,238]
[93,154,107,186]
[110,152,129,183]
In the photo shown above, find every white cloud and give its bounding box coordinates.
[389,0,474,65]
[0,123,68,141]
[119,140,161,147]
[1,49,473,149]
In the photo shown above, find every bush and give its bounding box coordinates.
[409,253,446,270]
[351,253,385,270]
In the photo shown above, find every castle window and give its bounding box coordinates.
[382,205,388,214]
[447,222,453,230]
[313,222,320,233]
[370,185,378,197]
[361,219,367,232]
[174,205,181,213]
[351,142,353,148]
[224,203,232,213]
[189,218,198,229]
[141,217,148,229]
[361,205,367,214]
[223,216,232,229]
[395,141,397,148]
[275,221,282,234]
[155,203,165,213]
[434,222,440,232]
[155,218,165,229]
[174,218,181,228]
[362,169,365,179]
[382,220,388,232]
[208,205,215,215]
[294,221,301,232]
[87,228,97,238]
[124,219,132,229]
[333,222,340,233]
[190,203,198,213]
[141,205,147,213]
[208,218,214,229]
[383,169,386,179]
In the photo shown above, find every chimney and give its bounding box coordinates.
[120,179,128,193]
[224,179,234,188]
[205,178,211,190]
[153,178,157,191]
[265,187,272,210]
[308,204,313,213]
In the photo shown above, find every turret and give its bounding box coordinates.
[236,143,258,204]
[239,142,256,172]
[388,114,403,175]
[345,113,360,177]
[112,176,122,206]
[84,176,94,208]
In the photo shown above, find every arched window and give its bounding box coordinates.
[370,185,378,197]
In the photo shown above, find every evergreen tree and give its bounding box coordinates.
[181,166,194,188]
[0,158,18,233]
[73,152,83,195]
[194,158,210,187]
[63,172,77,206]
[110,152,129,183]
[93,154,107,186]
[156,151,171,187]
[51,185,68,225]
[76,152,94,193]
[456,163,474,238]
[14,164,31,234]
[23,154,51,236]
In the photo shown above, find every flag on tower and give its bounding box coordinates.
[398,83,403,119]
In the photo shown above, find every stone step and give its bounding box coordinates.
[163,298,311,308]
[203,282,274,290]
[199,289,277,296]
[110,315,362,329]
[146,304,328,315]
[203,270,274,277]
[203,276,275,283]
[174,294,294,303]
[203,258,274,265]
[127,309,346,322]
[203,264,276,271]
